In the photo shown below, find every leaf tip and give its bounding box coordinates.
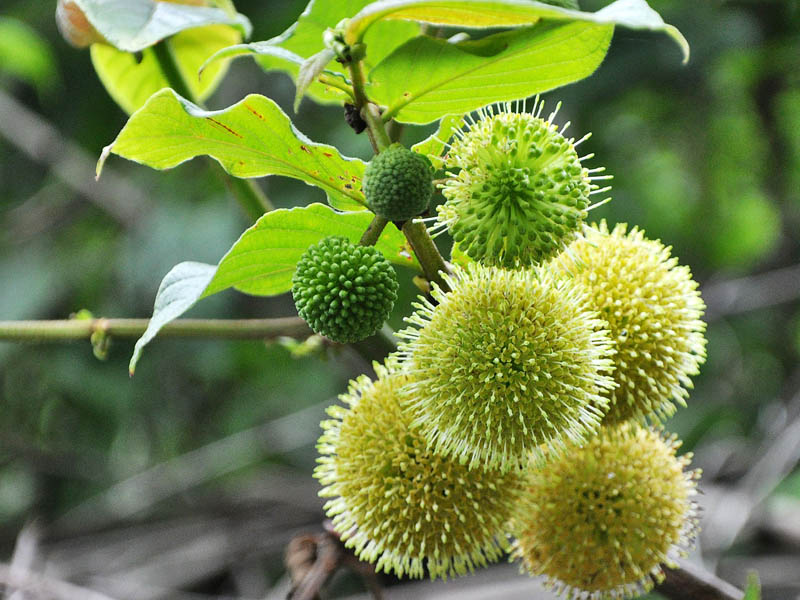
[666,24,690,64]
[96,143,114,179]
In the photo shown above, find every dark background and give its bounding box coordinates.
[0,1,799,598]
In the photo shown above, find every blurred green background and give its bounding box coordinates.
[0,1,799,598]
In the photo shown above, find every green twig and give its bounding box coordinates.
[345,55,450,290]
[347,60,390,153]
[150,41,194,101]
[222,174,272,222]
[151,39,273,217]
[363,103,391,152]
[402,220,451,292]
[359,215,389,246]
[0,318,311,342]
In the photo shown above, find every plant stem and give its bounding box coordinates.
[221,172,272,222]
[359,215,389,246]
[151,39,273,217]
[0,318,311,342]
[347,60,390,152]
[363,103,392,151]
[346,56,450,289]
[403,219,451,292]
[150,41,194,100]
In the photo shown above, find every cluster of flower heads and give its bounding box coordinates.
[313,100,707,599]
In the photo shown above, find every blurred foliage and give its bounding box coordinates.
[0,0,799,598]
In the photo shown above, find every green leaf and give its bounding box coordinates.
[411,114,465,168]
[260,0,419,69]
[68,0,251,52]
[91,24,242,114]
[744,571,761,600]
[210,0,418,105]
[97,89,368,211]
[0,17,59,95]
[295,47,337,111]
[129,262,217,375]
[202,41,355,105]
[129,203,417,374]
[370,22,612,124]
[345,0,688,64]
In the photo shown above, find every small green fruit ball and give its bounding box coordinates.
[316,360,528,580]
[511,423,700,599]
[439,102,605,268]
[556,221,707,424]
[292,236,398,343]
[364,144,434,221]
[397,263,615,471]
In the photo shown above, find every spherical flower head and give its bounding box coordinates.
[438,101,608,268]
[556,221,707,424]
[511,423,700,599]
[364,144,434,221]
[396,264,615,471]
[315,361,527,579]
[292,236,398,343]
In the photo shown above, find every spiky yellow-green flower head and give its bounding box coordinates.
[438,102,609,268]
[512,423,700,599]
[556,222,707,424]
[315,361,527,580]
[396,264,615,471]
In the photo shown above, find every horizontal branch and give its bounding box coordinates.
[0,317,311,342]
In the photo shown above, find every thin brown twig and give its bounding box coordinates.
[286,528,384,600]
[287,532,344,600]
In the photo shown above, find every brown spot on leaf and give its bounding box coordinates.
[206,117,243,138]
[243,103,265,120]
[300,145,312,154]
[323,152,333,158]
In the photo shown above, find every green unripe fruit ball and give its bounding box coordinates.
[364,144,434,221]
[292,236,399,343]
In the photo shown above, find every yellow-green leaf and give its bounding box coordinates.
[205,0,418,106]
[345,0,688,63]
[91,24,241,114]
[410,114,466,168]
[98,89,368,211]
[370,22,612,124]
